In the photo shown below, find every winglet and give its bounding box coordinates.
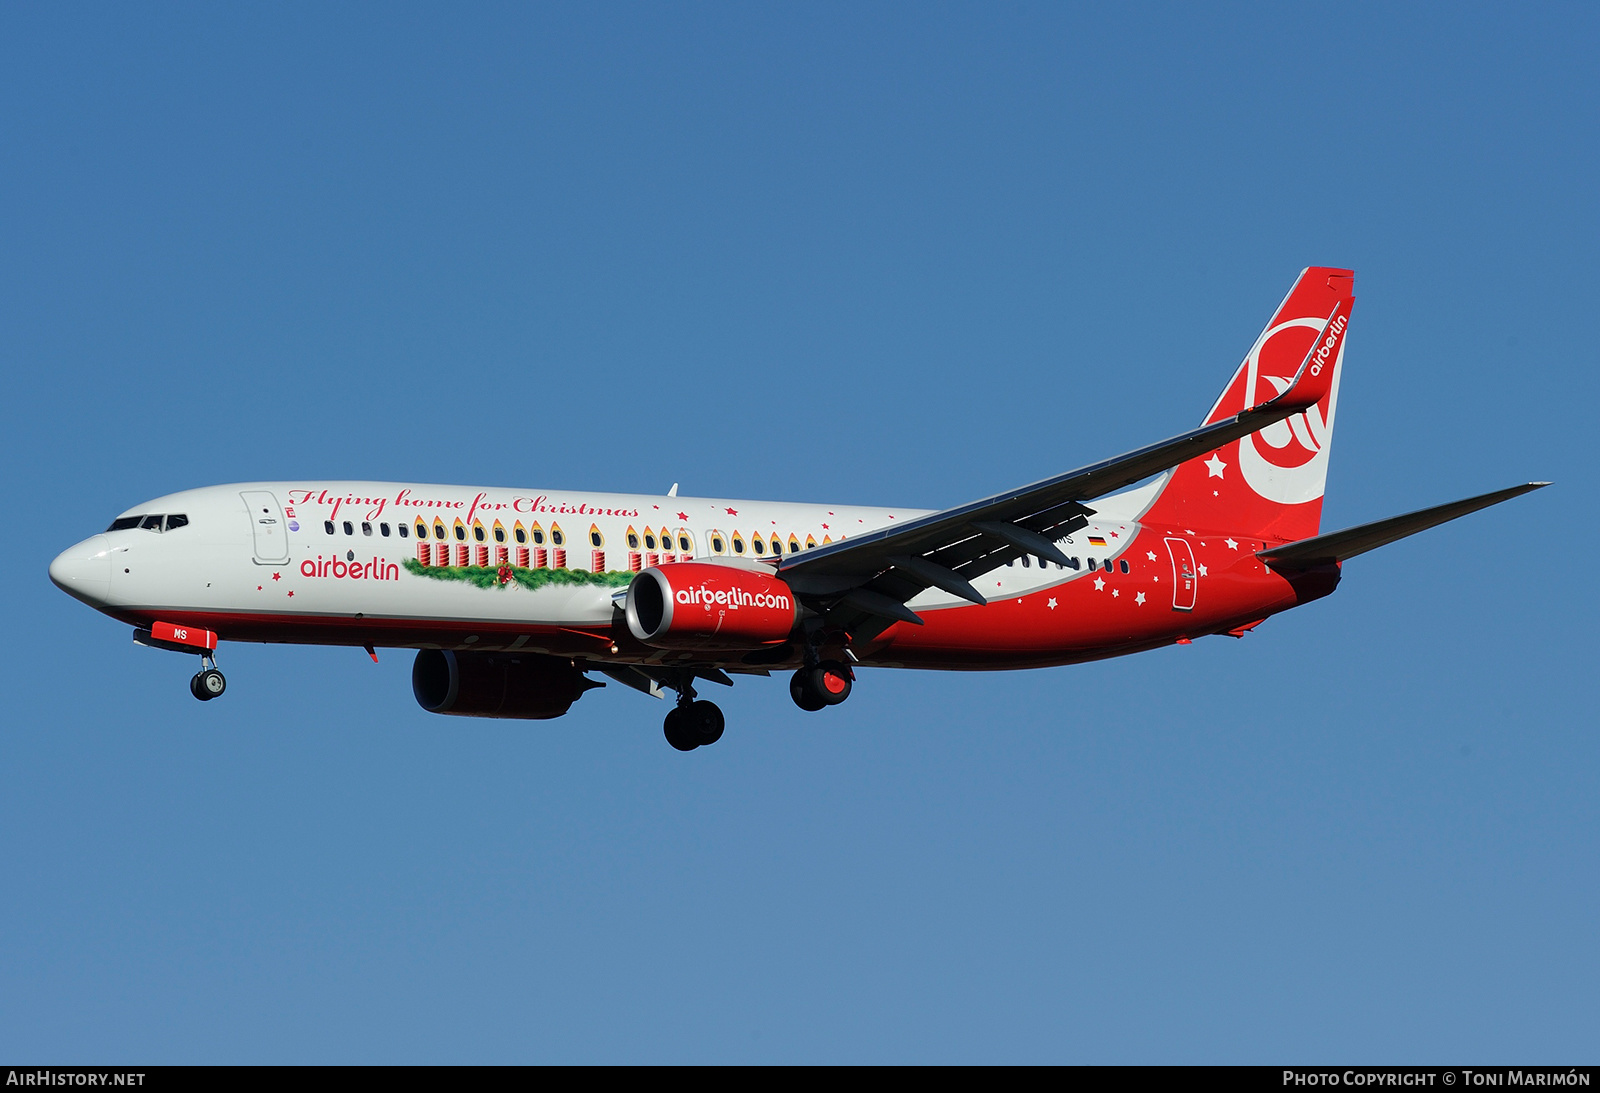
[1251,295,1352,416]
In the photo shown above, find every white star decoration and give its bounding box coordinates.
[1112,588,1120,598]
[1204,453,1226,478]
[1047,597,1057,610]
[1197,563,1208,577]
[1225,538,1238,550]
[1093,577,1105,591]
[1146,550,1157,561]
[1135,592,1146,605]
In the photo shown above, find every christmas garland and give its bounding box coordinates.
[402,558,634,591]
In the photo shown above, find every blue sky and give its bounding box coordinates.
[2,3,1595,1062]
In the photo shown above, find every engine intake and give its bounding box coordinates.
[625,561,798,650]
[412,649,601,720]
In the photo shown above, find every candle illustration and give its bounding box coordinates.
[530,521,547,569]
[626,526,641,571]
[492,519,509,566]
[589,524,606,573]
[513,520,530,568]
[452,518,469,567]
[433,517,449,565]
[550,523,566,569]
[675,529,694,561]
[415,517,431,566]
[658,526,675,564]
[472,518,489,567]
[643,527,658,568]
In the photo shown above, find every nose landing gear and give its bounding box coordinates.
[189,654,226,702]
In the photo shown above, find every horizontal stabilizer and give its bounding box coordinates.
[1257,482,1549,570]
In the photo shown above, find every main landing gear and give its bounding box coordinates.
[662,674,725,752]
[189,654,226,702]
[790,659,852,712]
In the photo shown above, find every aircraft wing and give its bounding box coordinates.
[1256,482,1549,570]
[776,297,1353,638]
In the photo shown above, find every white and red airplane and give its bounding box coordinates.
[49,268,1544,750]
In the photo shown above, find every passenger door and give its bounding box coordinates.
[241,491,290,565]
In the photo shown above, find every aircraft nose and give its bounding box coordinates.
[50,534,113,606]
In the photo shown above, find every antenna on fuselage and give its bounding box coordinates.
[667,483,679,497]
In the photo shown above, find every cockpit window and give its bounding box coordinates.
[108,513,190,532]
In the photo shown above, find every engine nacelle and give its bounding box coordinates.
[411,649,601,720]
[625,561,798,650]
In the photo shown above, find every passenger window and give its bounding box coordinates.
[590,530,603,548]
[398,523,408,538]
[1104,559,1113,573]
[644,532,657,550]
[753,537,766,555]
[1119,560,1129,574]
[454,525,466,541]
[343,521,354,536]
[711,535,725,554]
[627,532,640,549]
[514,527,527,544]
[362,522,373,536]
[1021,556,1030,567]
[164,514,189,531]
[1069,557,1080,570]
[732,535,745,554]
[325,521,336,535]
[532,529,545,545]
[680,535,693,553]
[473,525,486,542]
[380,523,390,537]
[434,524,447,540]
[551,529,565,546]
[1086,557,1095,570]
[493,526,505,543]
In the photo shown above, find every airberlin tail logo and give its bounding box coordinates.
[1237,313,1346,506]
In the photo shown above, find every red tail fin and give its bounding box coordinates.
[1139,267,1354,543]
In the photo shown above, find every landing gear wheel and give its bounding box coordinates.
[190,668,226,701]
[687,700,724,745]
[790,671,826,712]
[663,707,699,751]
[794,660,852,709]
[813,660,852,705]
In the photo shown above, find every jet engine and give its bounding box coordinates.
[411,649,601,719]
[624,561,798,650]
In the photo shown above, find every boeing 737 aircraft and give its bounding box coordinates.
[49,268,1545,750]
